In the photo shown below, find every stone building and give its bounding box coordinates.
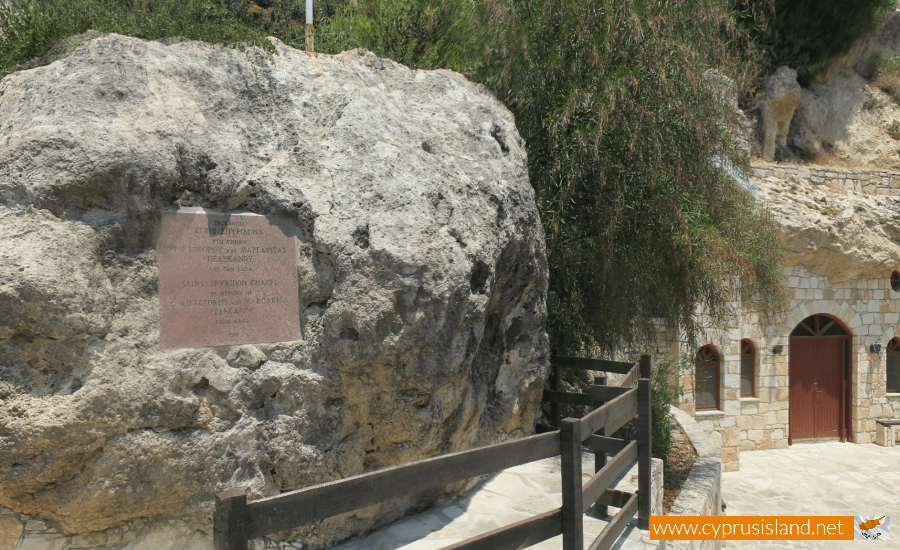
[673,164,900,471]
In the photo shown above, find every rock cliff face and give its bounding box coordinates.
[757,172,900,283]
[759,66,801,162]
[780,10,900,168]
[0,34,549,546]
[786,69,896,167]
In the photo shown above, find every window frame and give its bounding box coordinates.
[740,339,756,398]
[695,345,721,410]
[887,338,900,394]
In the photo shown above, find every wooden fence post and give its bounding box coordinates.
[639,354,651,379]
[637,354,652,530]
[560,417,584,550]
[592,375,608,519]
[214,489,251,550]
[550,361,560,428]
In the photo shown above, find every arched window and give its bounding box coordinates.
[740,340,755,397]
[887,338,900,394]
[696,345,720,410]
[790,314,849,337]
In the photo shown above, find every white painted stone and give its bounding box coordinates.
[669,407,722,550]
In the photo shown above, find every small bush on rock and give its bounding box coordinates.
[873,55,900,105]
[864,93,885,111]
[889,120,900,140]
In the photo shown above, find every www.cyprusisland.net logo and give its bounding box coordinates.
[854,516,890,540]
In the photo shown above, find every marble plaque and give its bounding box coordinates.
[157,210,300,349]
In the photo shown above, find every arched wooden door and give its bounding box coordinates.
[788,314,850,443]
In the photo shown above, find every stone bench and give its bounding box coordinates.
[875,420,900,447]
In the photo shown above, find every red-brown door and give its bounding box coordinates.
[789,337,844,440]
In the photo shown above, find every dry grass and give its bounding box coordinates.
[750,156,873,170]
[875,73,900,104]
[889,120,900,140]
[807,154,877,170]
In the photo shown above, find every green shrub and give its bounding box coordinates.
[889,121,900,140]
[319,0,489,71]
[649,352,685,461]
[868,53,900,78]
[871,55,900,104]
[0,0,275,78]
[0,0,356,79]
[864,93,885,111]
[611,352,685,462]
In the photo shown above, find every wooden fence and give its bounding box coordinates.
[213,355,652,550]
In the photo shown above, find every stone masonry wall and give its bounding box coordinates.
[677,264,900,471]
[751,164,900,196]
[667,407,723,550]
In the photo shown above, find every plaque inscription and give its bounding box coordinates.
[158,210,300,349]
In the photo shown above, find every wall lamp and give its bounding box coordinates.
[870,342,882,354]
[772,344,783,355]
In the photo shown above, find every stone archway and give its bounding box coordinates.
[789,313,851,443]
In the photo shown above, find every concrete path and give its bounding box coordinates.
[330,451,658,550]
[722,442,900,549]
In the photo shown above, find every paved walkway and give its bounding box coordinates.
[330,451,657,550]
[722,442,900,549]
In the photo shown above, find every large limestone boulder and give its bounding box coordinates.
[759,66,802,161]
[757,171,900,283]
[787,69,871,161]
[0,34,549,547]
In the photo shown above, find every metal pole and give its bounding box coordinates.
[305,0,314,52]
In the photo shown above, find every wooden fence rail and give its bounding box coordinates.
[546,355,639,429]
[213,355,653,550]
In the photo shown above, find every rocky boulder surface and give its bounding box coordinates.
[759,66,801,162]
[771,10,900,168]
[757,171,900,283]
[786,69,891,166]
[0,34,549,547]
[812,9,900,84]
